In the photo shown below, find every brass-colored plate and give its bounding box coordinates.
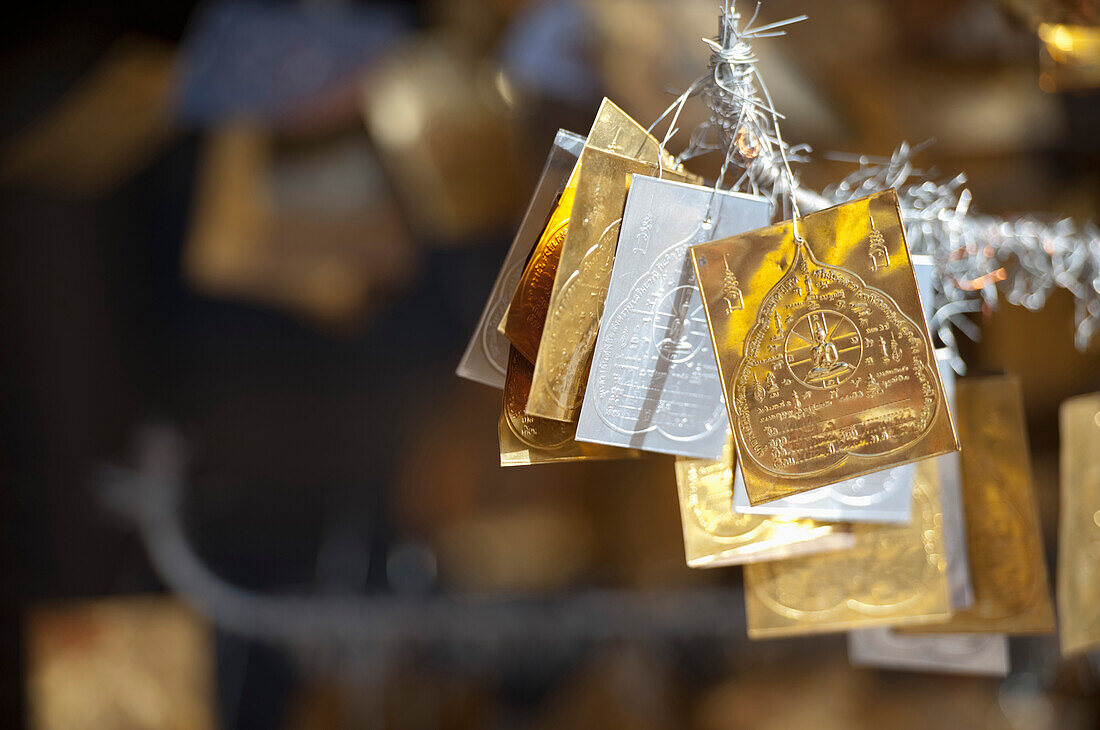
[502,181,577,363]
[675,435,853,568]
[690,189,958,505]
[526,99,697,423]
[500,346,636,465]
[907,376,1055,635]
[743,458,953,637]
[1058,391,1100,655]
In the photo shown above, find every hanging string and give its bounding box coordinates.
[672,0,1100,361]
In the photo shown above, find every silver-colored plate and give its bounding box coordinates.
[456,130,584,389]
[576,175,771,459]
[732,461,915,523]
[848,627,1009,676]
[935,348,974,611]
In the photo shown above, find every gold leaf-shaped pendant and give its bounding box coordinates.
[690,189,958,505]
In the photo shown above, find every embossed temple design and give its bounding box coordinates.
[868,217,890,271]
[730,243,939,480]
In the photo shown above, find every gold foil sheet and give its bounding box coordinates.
[500,346,636,465]
[690,189,958,505]
[675,436,854,568]
[907,376,1055,635]
[1058,391,1100,655]
[527,99,696,422]
[743,458,953,637]
[502,179,577,363]
[496,130,640,467]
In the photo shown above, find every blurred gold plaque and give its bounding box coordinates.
[503,180,578,363]
[526,99,696,422]
[500,347,635,465]
[27,597,214,730]
[907,376,1055,635]
[690,190,958,505]
[675,436,853,568]
[743,458,952,637]
[1058,391,1100,655]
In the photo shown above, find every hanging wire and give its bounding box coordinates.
[671,0,1100,366]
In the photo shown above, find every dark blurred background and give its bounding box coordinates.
[1,0,1099,728]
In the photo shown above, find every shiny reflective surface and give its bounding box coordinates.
[503,176,578,364]
[1058,391,1100,656]
[527,99,696,422]
[674,435,853,568]
[848,628,1009,677]
[456,130,584,389]
[576,176,771,459]
[691,190,958,505]
[500,346,638,465]
[743,458,953,637]
[908,376,1056,635]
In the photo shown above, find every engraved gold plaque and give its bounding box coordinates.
[690,189,958,505]
[526,99,696,422]
[502,180,577,364]
[500,346,636,465]
[1058,391,1100,655]
[675,435,854,568]
[498,177,637,467]
[743,458,953,637]
[907,376,1055,635]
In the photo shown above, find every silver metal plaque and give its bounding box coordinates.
[908,257,973,607]
[456,130,584,389]
[848,628,1009,676]
[934,348,975,611]
[732,461,915,523]
[575,176,771,459]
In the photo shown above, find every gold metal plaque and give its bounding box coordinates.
[743,458,953,637]
[526,100,696,422]
[1058,391,1100,655]
[27,597,215,730]
[906,376,1055,634]
[690,189,958,505]
[675,435,853,568]
[500,346,636,465]
[502,180,577,363]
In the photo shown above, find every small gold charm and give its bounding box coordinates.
[690,190,958,505]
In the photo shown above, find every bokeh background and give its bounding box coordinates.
[2,0,1099,727]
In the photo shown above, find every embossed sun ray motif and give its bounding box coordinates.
[731,239,942,479]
